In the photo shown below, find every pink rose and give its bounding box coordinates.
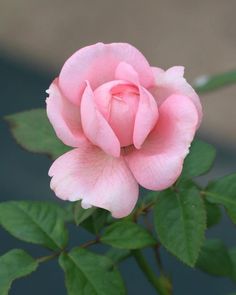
[46,42,202,218]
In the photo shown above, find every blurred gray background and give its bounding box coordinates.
[0,0,236,294]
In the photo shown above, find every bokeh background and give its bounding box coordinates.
[0,0,236,294]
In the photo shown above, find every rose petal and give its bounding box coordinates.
[59,42,154,105]
[152,67,164,76]
[49,146,139,218]
[133,87,158,149]
[46,80,87,147]
[94,80,139,147]
[80,82,120,157]
[115,62,139,84]
[150,66,202,127]
[93,80,135,119]
[125,94,198,190]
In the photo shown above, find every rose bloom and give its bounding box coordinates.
[46,42,202,218]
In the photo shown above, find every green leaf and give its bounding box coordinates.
[5,109,70,159]
[0,249,38,295]
[205,173,236,223]
[181,139,216,179]
[73,201,96,226]
[59,248,125,295]
[0,201,68,250]
[63,203,75,223]
[154,184,206,267]
[194,70,236,94]
[196,239,232,276]
[81,209,109,234]
[106,248,130,265]
[205,201,221,228]
[101,221,156,249]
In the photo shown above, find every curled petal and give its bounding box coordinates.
[150,66,202,127]
[94,80,139,147]
[80,82,120,157]
[133,87,158,149]
[49,146,139,218]
[93,79,134,119]
[46,80,87,147]
[125,94,199,190]
[59,42,154,105]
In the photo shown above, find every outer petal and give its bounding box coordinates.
[150,66,202,127]
[80,82,120,157]
[49,146,139,218]
[46,80,87,147]
[152,67,164,76]
[59,42,154,105]
[133,87,158,149]
[125,94,198,190]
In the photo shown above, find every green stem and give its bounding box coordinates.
[37,251,61,263]
[80,238,99,248]
[133,201,156,221]
[132,250,171,295]
[153,244,164,275]
[36,238,99,264]
[142,215,165,275]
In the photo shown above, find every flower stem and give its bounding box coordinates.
[153,244,164,275]
[133,201,156,221]
[37,251,61,263]
[36,237,99,264]
[132,249,171,295]
[80,237,99,248]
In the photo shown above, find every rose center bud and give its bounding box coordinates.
[94,81,139,147]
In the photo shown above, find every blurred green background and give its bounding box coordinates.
[0,1,236,294]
